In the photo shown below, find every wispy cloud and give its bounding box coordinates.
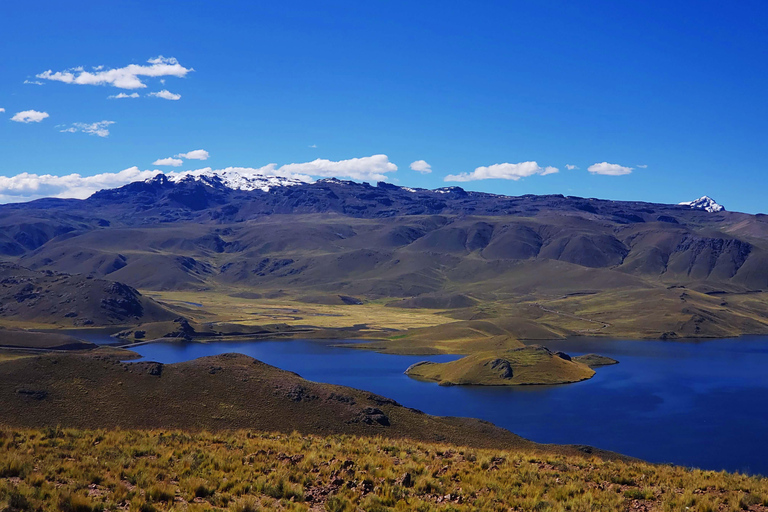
[637,164,648,169]
[176,149,209,160]
[565,164,579,170]
[0,108,5,113]
[587,162,633,176]
[36,56,192,90]
[108,92,139,99]
[309,144,317,148]
[23,80,44,85]
[11,110,49,123]
[147,89,181,100]
[59,121,115,137]
[0,167,161,203]
[409,160,432,174]
[153,157,183,167]
[445,161,558,182]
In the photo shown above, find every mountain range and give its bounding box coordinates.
[1,172,767,337]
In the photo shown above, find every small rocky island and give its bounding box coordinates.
[405,345,618,386]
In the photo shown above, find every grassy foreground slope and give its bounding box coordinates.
[2,429,768,512]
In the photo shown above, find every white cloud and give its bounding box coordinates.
[278,154,397,181]
[176,149,209,160]
[147,89,181,100]
[565,164,579,170]
[309,144,317,148]
[637,164,648,168]
[23,80,44,85]
[587,162,633,176]
[11,110,49,123]
[0,167,161,203]
[409,160,432,174]
[59,121,115,137]
[0,155,399,204]
[153,157,183,167]
[108,92,139,99]
[445,161,558,182]
[37,56,192,90]
[0,108,4,113]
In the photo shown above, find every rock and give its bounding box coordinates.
[16,389,48,400]
[555,351,572,361]
[486,358,513,379]
[357,407,390,426]
[286,384,317,402]
[397,472,413,488]
[147,363,163,376]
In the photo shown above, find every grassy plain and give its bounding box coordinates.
[2,428,768,512]
[145,290,456,332]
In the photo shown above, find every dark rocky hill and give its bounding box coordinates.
[0,263,177,326]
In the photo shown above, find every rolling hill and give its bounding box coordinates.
[0,175,767,338]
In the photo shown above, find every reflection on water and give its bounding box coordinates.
[129,336,768,475]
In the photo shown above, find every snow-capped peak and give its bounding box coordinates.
[154,169,308,192]
[678,196,725,213]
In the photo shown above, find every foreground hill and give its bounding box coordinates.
[2,429,767,512]
[0,350,572,452]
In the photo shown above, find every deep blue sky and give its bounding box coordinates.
[1,0,766,212]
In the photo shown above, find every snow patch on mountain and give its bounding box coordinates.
[164,168,309,192]
[679,196,725,212]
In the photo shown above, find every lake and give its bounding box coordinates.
[126,336,768,475]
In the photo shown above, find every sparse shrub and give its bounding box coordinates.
[325,496,355,512]
[624,489,653,500]
[0,453,29,478]
[148,483,175,502]
[58,492,101,512]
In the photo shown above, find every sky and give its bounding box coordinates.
[1,0,766,213]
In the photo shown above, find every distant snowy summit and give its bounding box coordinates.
[162,169,307,192]
[679,196,725,213]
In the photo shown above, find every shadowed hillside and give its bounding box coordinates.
[0,263,177,327]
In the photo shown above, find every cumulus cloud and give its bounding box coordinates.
[59,121,115,137]
[587,162,633,176]
[565,164,579,170]
[0,167,161,203]
[176,149,209,160]
[637,164,648,168]
[11,110,49,123]
[445,161,558,182]
[147,89,181,100]
[108,92,139,99]
[0,155,398,204]
[278,154,397,181]
[153,157,183,167]
[0,108,4,113]
[409,160,432,174]
[37,56,192,90]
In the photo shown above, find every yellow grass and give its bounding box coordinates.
[1,428,767,512]
[144,290,456,331]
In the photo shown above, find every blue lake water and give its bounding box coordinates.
[127,336,768,475]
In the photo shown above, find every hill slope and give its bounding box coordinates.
[0,263,177,327]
